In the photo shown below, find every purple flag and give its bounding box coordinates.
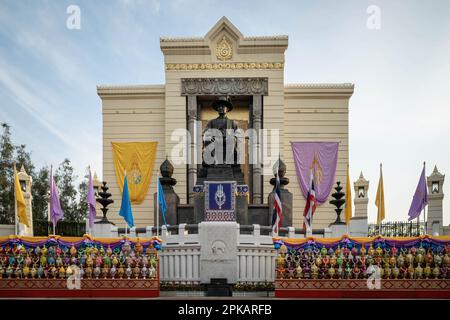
[291,141,339,204]
[50,173,64,226]
[408,166,428,221]
[87,170,97,229]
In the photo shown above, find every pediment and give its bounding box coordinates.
[205,16,243,43]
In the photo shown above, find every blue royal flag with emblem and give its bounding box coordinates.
[157,177,167,225]
[119,171,134,228]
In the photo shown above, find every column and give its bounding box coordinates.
[187,95,198,203]
[427,166,445,235]
[349,171,370,237]
[252,95,262,204]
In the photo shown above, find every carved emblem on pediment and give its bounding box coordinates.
[216,36,233,61]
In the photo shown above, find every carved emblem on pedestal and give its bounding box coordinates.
[216,36,232,61]
[211,240,227,261]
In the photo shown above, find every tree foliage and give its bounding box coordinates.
[0,122,92,224]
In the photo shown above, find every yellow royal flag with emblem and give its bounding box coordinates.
[345,164,352,225]
[375,163,385,225]
[14,165,29,227]
[112,142,158,204]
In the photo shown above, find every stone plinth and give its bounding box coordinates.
[92,222,114,238]
[199,221,238,284]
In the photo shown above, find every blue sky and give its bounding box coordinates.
[0,0,449,225]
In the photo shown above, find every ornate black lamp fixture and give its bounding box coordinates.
[329,181,346,225]
[96,181,114,224]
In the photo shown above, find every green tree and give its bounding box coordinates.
[31,166,50,221]
[54,158,82,222]
[15,144,35,177]
[0,123,15,224]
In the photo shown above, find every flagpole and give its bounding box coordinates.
[49,165,52,236]
[156,175,159,238]
[13,163,18,236]
[378,163,382,236]
[423,161,426,234]
[50,165,56,236]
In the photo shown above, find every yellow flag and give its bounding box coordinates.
[112,141,158,205]
[345,165,352,225]
[375,164,385,225]
[14,165,29,227]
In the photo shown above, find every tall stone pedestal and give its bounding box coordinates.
[199,221,238,284]
[349,217,368,237]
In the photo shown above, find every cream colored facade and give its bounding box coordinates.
[97,17,353,229]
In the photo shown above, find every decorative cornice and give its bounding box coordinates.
[160,35,288,42]
[181,78,268,96]
[285,83,354,89]
[97,85,165,98]
[166,62,284,71]
[284,83,355,99]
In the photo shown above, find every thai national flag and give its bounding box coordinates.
[271,167,283,234]
[303,169,317,230]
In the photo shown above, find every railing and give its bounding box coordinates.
[33,219,86,237]
[368,221,426,237]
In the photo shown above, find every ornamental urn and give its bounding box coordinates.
[383,265,391,279]
[397,254,405,267]
[296,265,303,278]
[328,266,335,279]
[443,254,449,266]
[406,252,414,265]
[22,265,30,278]
[407,265,415,279]
[320,247,327,256]
[434,254,442,266]
[106,245,112,256]
[392,266,400,279]
[86,255,93,267]
[110,266,117,279]
[94,266,101,279]
[50,266,57,278]
[111,255,118,266]
[37,266,44,278]
[415,265,423,279]
[70,245,77,256]
[30,265,37,278]
[389,256,396,267]
[66,265,73,277]
[126,265,132,279]
[149,265,156,278]
[133,265,140,279]
[102,266,109,279]
[85,266,92,279]
[141,265,148,279]
[424,264,431,279]
[59,266,66,278]
[353,266,360,279]
[311,263,319,279]
[433,266,440,279]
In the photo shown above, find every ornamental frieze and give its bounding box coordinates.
[166,62,283,71]
[181,77,268,96]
